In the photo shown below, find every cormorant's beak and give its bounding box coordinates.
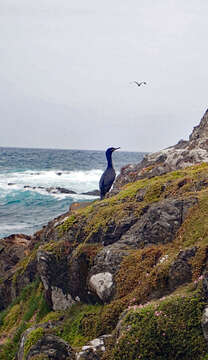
[113,147,120,151]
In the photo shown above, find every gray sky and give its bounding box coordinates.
[0,0,208,152]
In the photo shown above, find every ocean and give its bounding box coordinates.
[0,147,145,238]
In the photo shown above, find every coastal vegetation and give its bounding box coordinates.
[0,161,208,359]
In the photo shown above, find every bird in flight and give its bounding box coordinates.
[131,81,147,87]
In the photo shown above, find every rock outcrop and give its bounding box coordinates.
[17,323,75,360]
[76,335,112,360]
[0,233,34,310]
[113,108,208,192]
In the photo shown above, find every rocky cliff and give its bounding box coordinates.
[113,108,208,192]
[1,110,208,359]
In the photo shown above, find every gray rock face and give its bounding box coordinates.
[17,322,73,360]
[37,250,76,310]
[119,198,197,248]
[168,247,197,291]
[0,234,36,311]
[189,109,208,144]
[37,247,95,309]
[86,215,138,246]
[113,109,208,192]
[28,334,75,360]
[202,271,208,300]
[87,244,129,302]
[90,246,129,275]
[201,306,208,342]
[51,286,75,311]
[36,195,198,307]
[86,198,197,302]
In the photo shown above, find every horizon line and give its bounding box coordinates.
[0,145,148,154]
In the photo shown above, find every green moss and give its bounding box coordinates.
[36,293,51,322]
[2,304,22,332]
[0,338,17,360]
[0,279,40,333]
[29,355,49,360]
[12,249,37,286]
[110,291,207,360]
[115,246,163,299]
[58,214,76,235]
[56,303,102,348]
[0,279,49,360]
[72,243,103,265]
[40,240,64,254]
[91,298,128,335]
[41,311,63,323]
[40,239,75,260]
[175,193,208,248]
[24,327,44,359]
[189,245,208,281]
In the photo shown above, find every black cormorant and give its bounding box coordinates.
[99,147,120,200]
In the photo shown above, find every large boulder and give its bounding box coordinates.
[168,247,197,291]
[85,213,138,246]
[37,250,75,310]
[17,323,75,360]
[118,197,197,248]
[88,245,129,302]
[87,198,197,302]
[0,233,31,277]
[37,247,96,310]
[0,233,35,310]
[27,335,75,360]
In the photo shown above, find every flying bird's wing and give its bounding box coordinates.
[131,81,147,86]
[133,81,141,86]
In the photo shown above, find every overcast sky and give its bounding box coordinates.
[0,0,208,152]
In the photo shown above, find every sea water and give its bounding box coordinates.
[0,147,145,238]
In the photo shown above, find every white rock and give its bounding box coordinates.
[90,338,104,347]
[75,335,112,359]
[89,272,113,301]
[159,254,169,264]
[201,306,208,341]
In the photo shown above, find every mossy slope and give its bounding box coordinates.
[1,163,208,359]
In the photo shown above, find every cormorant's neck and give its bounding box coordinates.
[106,152,113,168]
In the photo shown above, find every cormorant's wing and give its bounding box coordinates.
[99,168,116,198]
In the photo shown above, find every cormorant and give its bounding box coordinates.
[99,147,120,200]
[131,81,147,87]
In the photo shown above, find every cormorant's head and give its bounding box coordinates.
[106,147,120,156]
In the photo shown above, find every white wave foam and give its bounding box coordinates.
[0,223,30,233]
[0,169,103,195]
